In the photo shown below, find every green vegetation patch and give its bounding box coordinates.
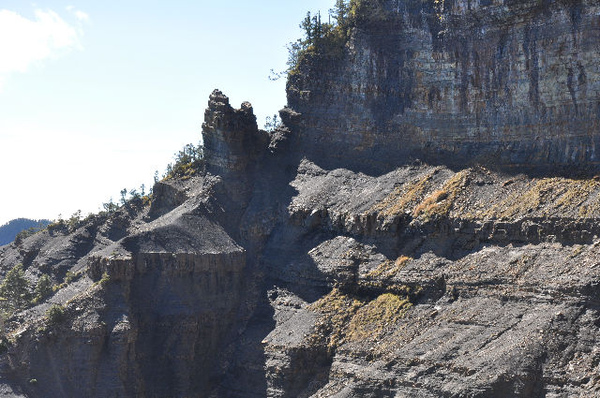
[287,0,372,76]
[31,275,53,305]
[45,304,66,325]
[163,143,204,180]
[0,264,31,314]
[92,272,110,288]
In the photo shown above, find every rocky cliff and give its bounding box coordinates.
[1,0,600,397]
[287,0,600,174]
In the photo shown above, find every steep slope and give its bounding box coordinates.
[0,172,248,397]
[286,0,600,174]
[0,0,600,397]
[262,160,600,397]
[1,95,600,397]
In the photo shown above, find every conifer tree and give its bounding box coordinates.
[33,274,52,304]
[0,264,31,313]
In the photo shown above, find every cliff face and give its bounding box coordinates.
[262,161,600,397]
[1,1,600,397]
[287,0,600,174]
[0,171,249,397]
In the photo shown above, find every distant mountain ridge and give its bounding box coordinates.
[0,218,52,246]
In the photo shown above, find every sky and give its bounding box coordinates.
[0,0,335,226]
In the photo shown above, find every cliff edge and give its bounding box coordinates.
[0,0,600,397]
[287,0,600,174]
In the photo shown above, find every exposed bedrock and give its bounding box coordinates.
[287,0,600,174]
[4,0,600,396]
[3,249,246,398]
[260,160,600,397]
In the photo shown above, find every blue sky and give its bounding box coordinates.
[0,0,334,225]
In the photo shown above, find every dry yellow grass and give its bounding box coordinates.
[367,256,412,279]
[346,293,412,342]
[370,167,600,224]
[309,288,363,350]
[482,177,600,220]
[368,169,438,218]
[412,169,470,219]
[309,288,412,351]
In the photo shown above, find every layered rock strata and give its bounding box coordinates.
[287,0,600,174]
[260,160,600,397]
[1,0,600,396]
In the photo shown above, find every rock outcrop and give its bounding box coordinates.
[2,0,600,397]
[287,0,600,174]
[202,89,267,177]
[0,171,248,397]
[261,160,600,397]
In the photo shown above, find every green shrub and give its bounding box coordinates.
[14,228,36,245]
[0,264,31,313]
[92,272,111,288]
[32,274,53,305]
[45,304,65,324]
[287,0,365,75]
[64,271,81,284]
[164,143,204,180]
